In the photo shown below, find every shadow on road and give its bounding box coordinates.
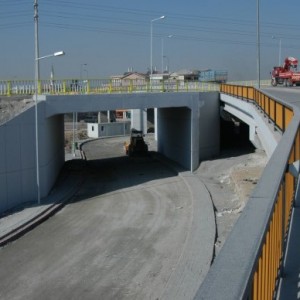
[72,147,181,204]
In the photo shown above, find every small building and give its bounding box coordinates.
[170,69,200,81]
[111,72,148,88]
[87,121,131,138]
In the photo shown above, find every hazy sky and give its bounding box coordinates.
[1,0,300,81]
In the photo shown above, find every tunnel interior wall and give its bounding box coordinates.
[0,103,64,213]
[157,92,220,171]
[41,113,65,196]
[198,92,220,161]
[157,107,192,170]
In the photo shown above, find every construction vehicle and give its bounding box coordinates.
[271,57,300,87]
[124,129,148,157]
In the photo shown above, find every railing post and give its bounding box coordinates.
[280,182,286,278]
[176,80,179,92]
[63,80,66,94]
[283,107,286,132]
[38,80,42,94]
[274,100,277,131]
[109,79,112,93]
[130,79,133,93]
[7,81,11,96]
[87,80,90,94]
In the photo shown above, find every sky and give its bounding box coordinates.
[1,0,300,81]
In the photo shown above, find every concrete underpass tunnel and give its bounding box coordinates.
[220,116,255,154]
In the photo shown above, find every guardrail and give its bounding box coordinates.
[195,84,299,299]
[221,84,294,132]
[0,78,221,96]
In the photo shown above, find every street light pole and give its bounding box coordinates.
[272,36,282,66]
[279,38,282,66]
[80,63,87,80]
[256,0,261,88]
[74,63,88,157]
[150,16,165,83]
[163,55,170,73]
[161,35,172,73]
[34,0,40,203]
[151,15,165,141]
[34,0,39,82]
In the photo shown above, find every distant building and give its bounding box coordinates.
[199,69,228,83]
[110,68,228,86]
[111,72,148,87]
[170,69,200,81]
[149,72,170,84]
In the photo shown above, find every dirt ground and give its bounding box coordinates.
[196,148,267,255]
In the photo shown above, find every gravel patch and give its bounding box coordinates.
[0,96,33,124]
[195,148,267,256]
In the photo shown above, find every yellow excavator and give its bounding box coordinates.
[124,129,148,157]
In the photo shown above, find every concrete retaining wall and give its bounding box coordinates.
[0,103,64,213]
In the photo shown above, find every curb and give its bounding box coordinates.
[0,202,65,247]
[0,162,86,248]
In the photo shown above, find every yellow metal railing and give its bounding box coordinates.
[220,83,298,299]
[0,78,221,96]
[221,84,294,132]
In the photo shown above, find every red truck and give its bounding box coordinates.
[271,57,300,87]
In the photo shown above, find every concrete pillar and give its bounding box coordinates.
[131,109,147,134]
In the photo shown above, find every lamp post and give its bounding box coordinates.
[256,0,261,88]
[272,36,282,66]
[80,63,87,80]
[74,63,88,157]
[161,35,172,73]
[34,51,65,204]
[163,55,170,73]
[150,16,165,82]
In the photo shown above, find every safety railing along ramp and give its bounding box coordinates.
[194,84,300,300]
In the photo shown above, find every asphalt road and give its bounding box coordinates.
[262,86,300,106]
[0,136,214,300]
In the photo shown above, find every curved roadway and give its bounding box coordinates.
[0,136,215,300]
[263,86,300,105]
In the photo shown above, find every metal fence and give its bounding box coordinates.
[195,83,299,299]
[0,78,222,96]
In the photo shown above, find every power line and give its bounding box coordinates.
[1,0,300,48]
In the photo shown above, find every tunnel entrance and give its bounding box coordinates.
[220,118,255,156]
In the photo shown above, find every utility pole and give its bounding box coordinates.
[34,0,40,81]
[256,0,260,88]
[34,0,40,204]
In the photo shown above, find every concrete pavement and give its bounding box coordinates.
[0,140,215,300]
[0,133,271,300]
